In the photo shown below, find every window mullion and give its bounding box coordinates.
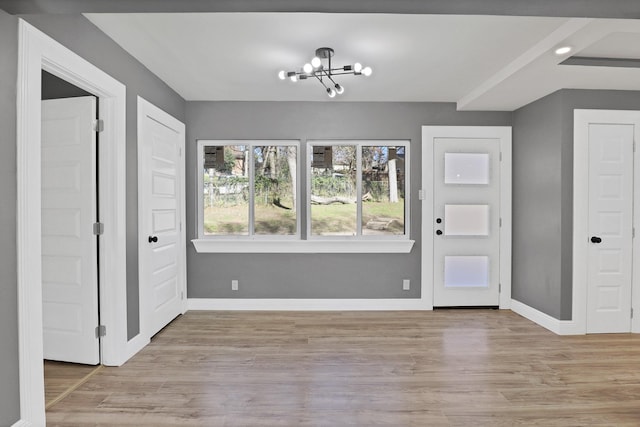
[248,144,255,237]
[356,144,362,236]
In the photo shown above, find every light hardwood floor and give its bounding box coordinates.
[44,361,101,408]
[47,310,640,426]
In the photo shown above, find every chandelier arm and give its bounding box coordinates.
[325,73,339,86]
[327,69,360,76]
[314,73,329,89]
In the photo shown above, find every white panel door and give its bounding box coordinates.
[140,101,185,338]
[433,138,501,306]
[41,96,99,364]
[587,124,634,333]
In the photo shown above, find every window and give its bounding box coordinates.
[308,140,408,238]
[197,140,299,238]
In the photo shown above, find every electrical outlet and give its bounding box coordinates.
[403,279,410,291]
[232,280,238,291]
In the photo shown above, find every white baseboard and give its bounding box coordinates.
[188,298,430,311]
[12,420,32,427]
[511,299,582,335]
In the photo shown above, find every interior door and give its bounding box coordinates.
[140,103,185,338]
[587,123,634,333]
[41,96,99,364]
[433,138,501,306]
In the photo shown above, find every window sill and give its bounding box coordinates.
[192,239,415,254]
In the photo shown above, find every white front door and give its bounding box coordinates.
[41,96,99,364]
[433,137,501,306]
[587,124,634,333]
[138,98,186,338]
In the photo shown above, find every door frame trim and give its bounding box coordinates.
[17,20,128,425]
[573,109,640,334]
[137,96,188,341]
[421,126,512,309]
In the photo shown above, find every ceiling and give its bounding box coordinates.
[84,12,640,110]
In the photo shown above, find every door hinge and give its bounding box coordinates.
[92,119,104,133]
[499,283,501,293]
[418,189,425,200]
[634,140,637,152]
[632,308,634,319]
[95,325,106,338]
[93,222,104,235]
[499,151,503,161]
[181,291,184,300]
[499,218,503,227]
[634,228,636,238]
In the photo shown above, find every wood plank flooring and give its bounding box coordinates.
[44,361,101,408]
[46,310,640,426]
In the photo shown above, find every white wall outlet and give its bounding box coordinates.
[231,280,239,291]
[403,279,410,291]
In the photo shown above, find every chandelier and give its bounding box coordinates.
[278,47,373,98]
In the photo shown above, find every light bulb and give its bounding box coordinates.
[327,87,336,98]
[278,70,286,80]
[554,46,572,55]
[354,62,363,73]
[303,63,313,74]
[362,66,372,77]
[311,56,322,68]
[334,83,344,95]
[290,74,298,82]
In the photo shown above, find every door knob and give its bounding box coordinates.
[436,230,443,235]
[590,236,602,243]
[436,218,442,224]
[148,235,158,243]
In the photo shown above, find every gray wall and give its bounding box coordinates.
[42,70,93,99]
[512,89,640,320]
[22,14,187,339]
[186,101,511,299]
[2,0,640,18]
[0,8,20,427]
[512,91,565,319]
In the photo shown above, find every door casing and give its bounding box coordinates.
[17,19,129,426]
[573,109,640,334]
[421,126,512,310]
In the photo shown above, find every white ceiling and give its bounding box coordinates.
[85,13,640,111]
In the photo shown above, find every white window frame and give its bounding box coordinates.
[197,139,301,240]
[307,140,410,240]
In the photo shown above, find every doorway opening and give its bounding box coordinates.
[17,20,128,425]
[41,70,103,407]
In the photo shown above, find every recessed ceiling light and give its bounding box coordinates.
[554,46,572,55]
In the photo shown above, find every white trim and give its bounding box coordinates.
[510,299,580,335]
[421,126,512,309]
[573,109,640,334]
[11,420,32,427]
[137,96,188,341]
[511,299,562,334]
[17,20,127,426]
[123,332,150,361]
[188,298,428,311]
[192,239,415,253]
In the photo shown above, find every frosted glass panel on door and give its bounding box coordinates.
[444,204,489,236]
[444,256,489,288]
[444,153,489,184]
